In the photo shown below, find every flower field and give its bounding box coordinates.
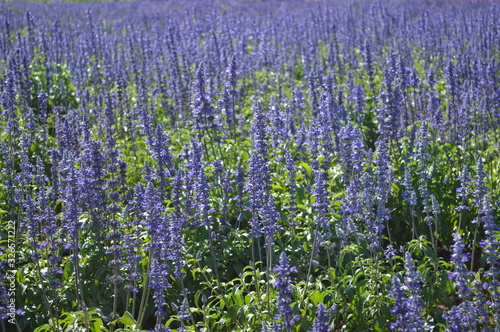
[0,0,499,331]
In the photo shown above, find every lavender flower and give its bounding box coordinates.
[178,293,190,321]
[274,252,299,330]
[402,167,417,207]
[225,54,238,94]
[192,63,216,132]
[149,124,173,193]
[456,166,471,212]
[443,233,480,332]
[188,139,213,229]
[222,55,238,135]
[169,208,187,280]
[479,196,500,324]
[260,195,281,247]
[384,245,397,260]
[389,275,407,330]
[374,138,391,203]
[362,39,375,95]
[339,178,361,248]
[59,152,81,253]
[389,252,432,331]
[0,251,11,320]
[449,233,472,299]
[313,166,330,231]
[79,117,106,231]
[246,100,271,239]
[268,96,285,149]
[443,300,479,332]
[149,257,170,329]
[338,124,365,183]
[143,181,163,251]
[309,303,333,332]
[473,157,488,208]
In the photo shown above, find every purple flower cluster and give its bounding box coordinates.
[0,0,499,331]
[274,252,299,330]
[389,252,432,331]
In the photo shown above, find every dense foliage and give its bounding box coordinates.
[0,0,499,331]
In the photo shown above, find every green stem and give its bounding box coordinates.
[208,227,220,282]
[299,223,319,309]
[137,249,153,328]
[251,234,261,305]
[470,221,480,271]
[35,257,60,332]
[426,211,436,256]
[109,264,119,332]
[266,244,272,314]
[74,247,90,332]
[410,204,417,240]
[131,259,139,316]
[434,214,439,256]
[458,206,464,233]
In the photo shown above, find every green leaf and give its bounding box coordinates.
[119,311,137,327]
[309,291,324,305]
[219,298,225,310]
[228,305,242,321]
[59,312,76,327]
[34,325,53,332]
[299,162,312,177]
[164,317,177,328]
[90,318,106,331]
[230,292,244,306]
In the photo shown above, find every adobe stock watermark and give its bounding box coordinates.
[5,219,18,325]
